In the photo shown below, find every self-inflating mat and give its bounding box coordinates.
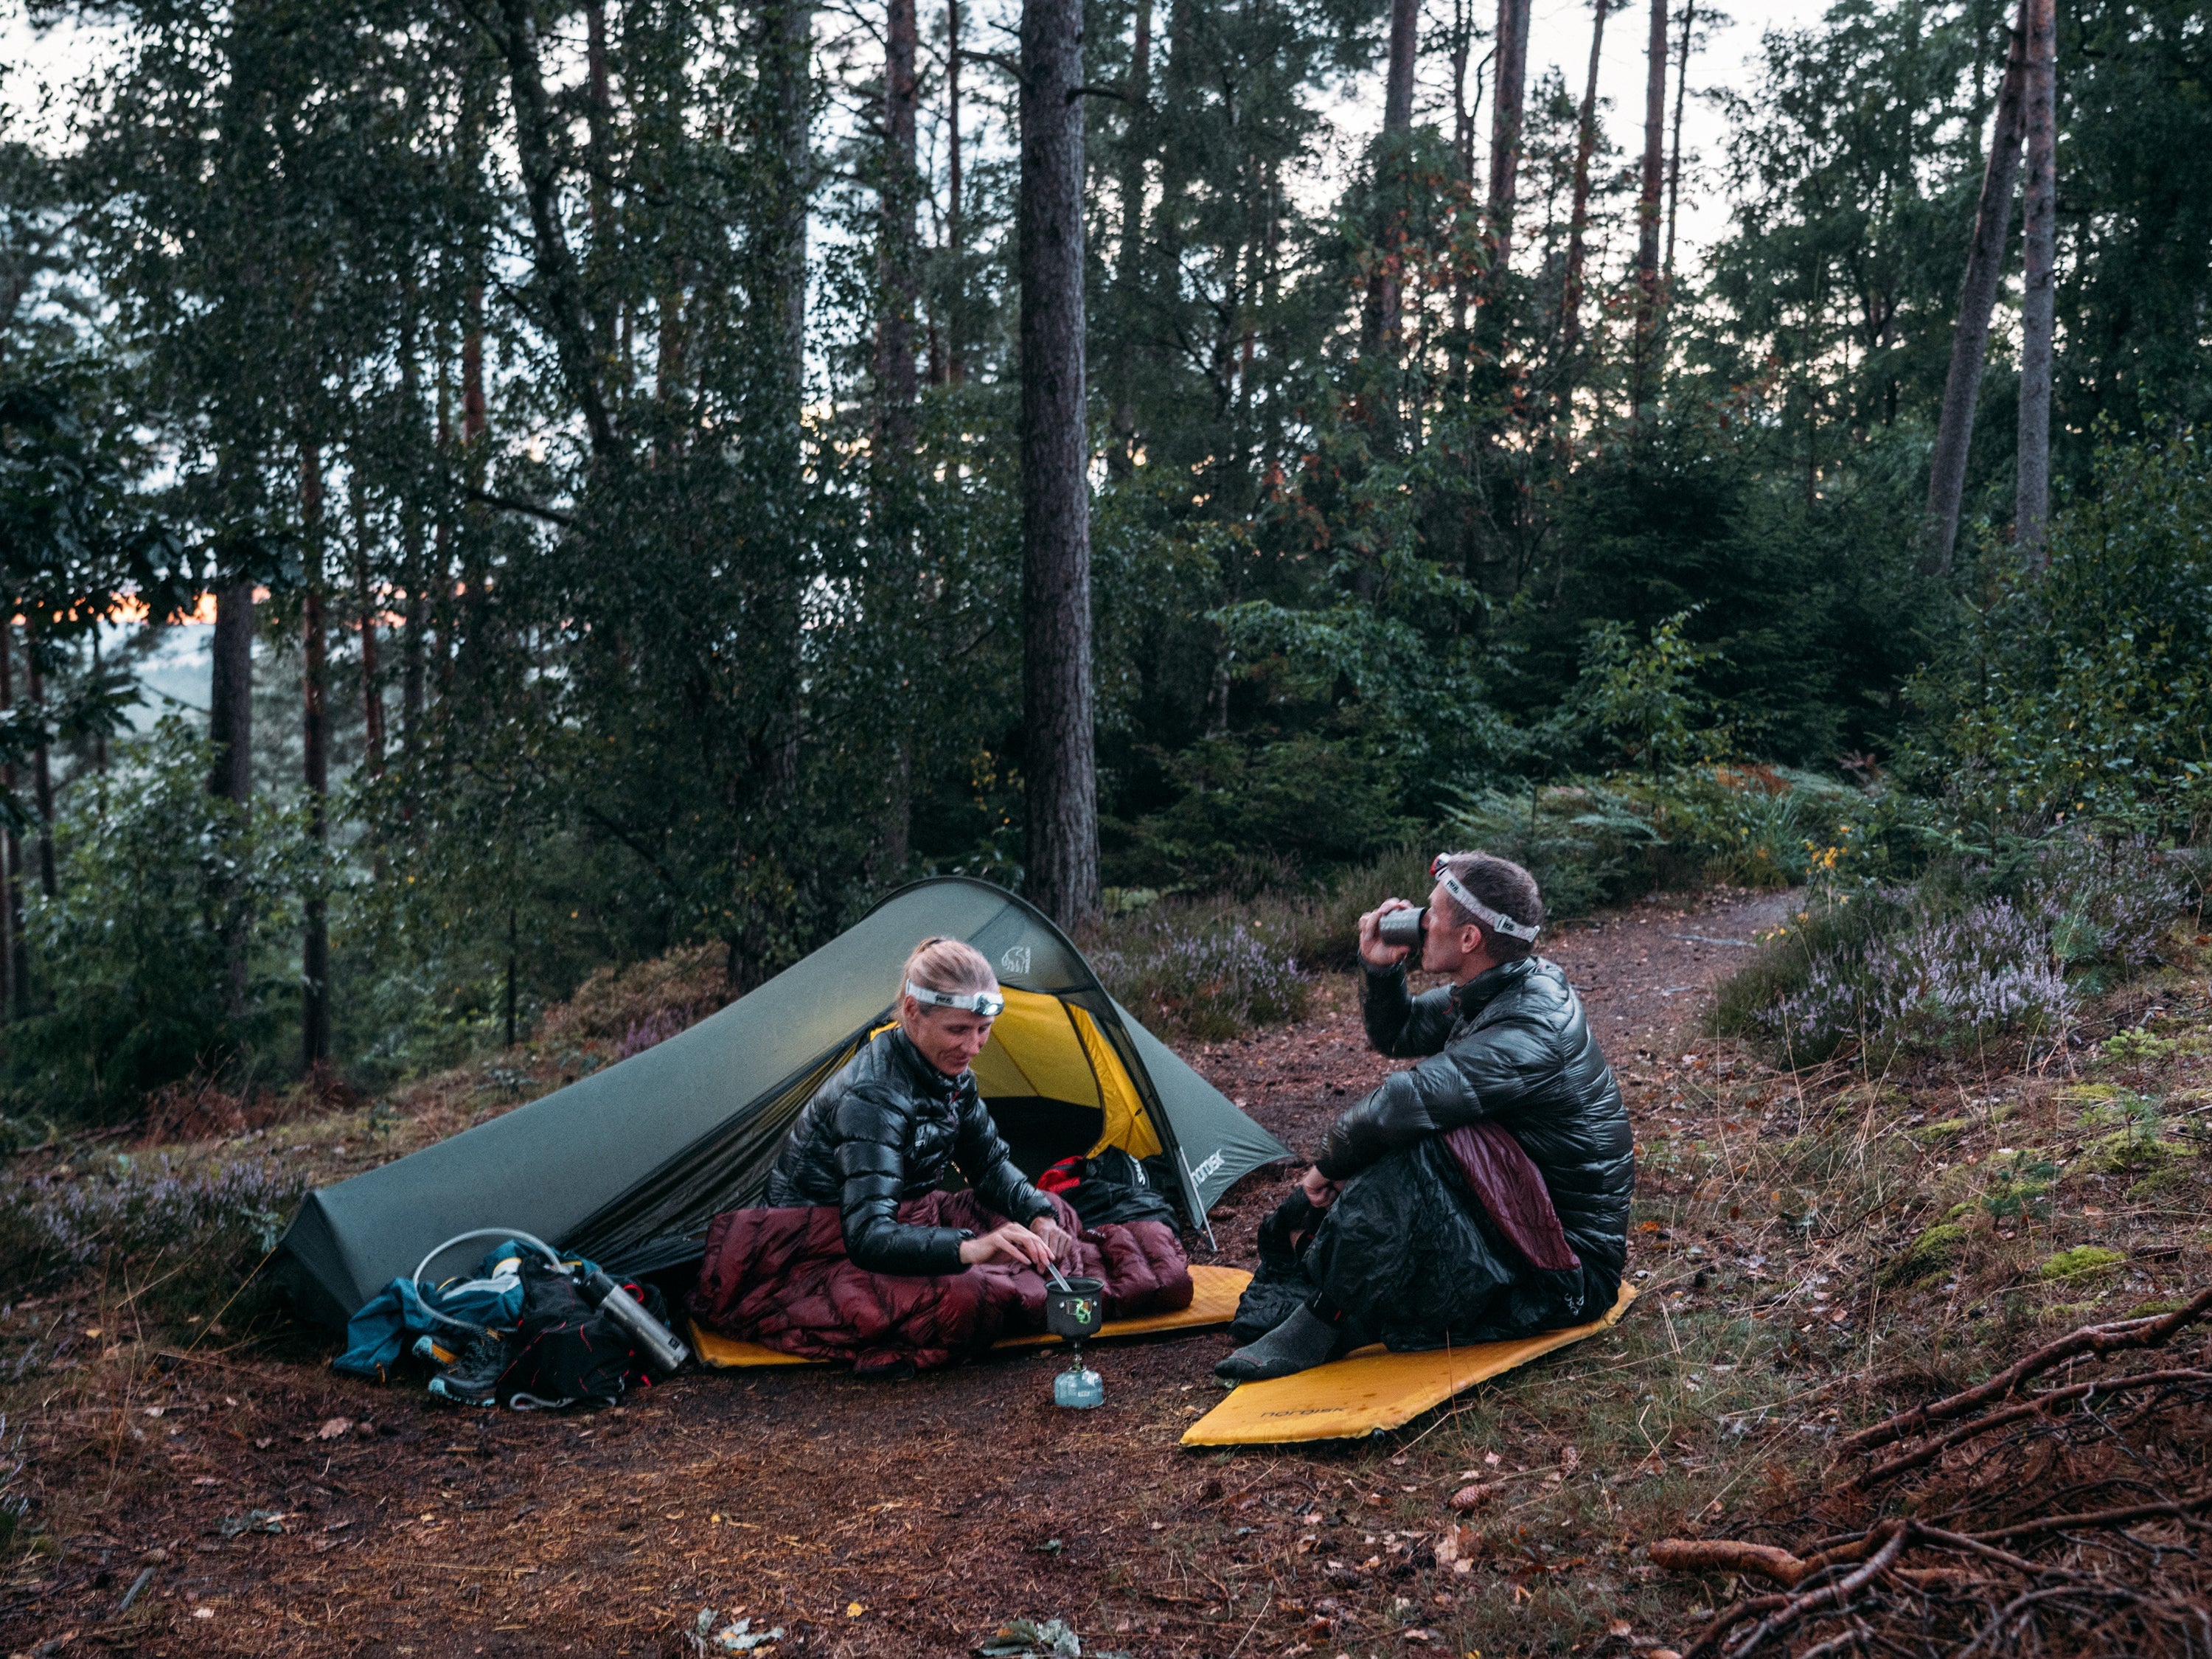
[688,1265,1254,1368]
[1181,1283,1637,1445]
[275,878,1290,1332]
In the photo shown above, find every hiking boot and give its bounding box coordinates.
[427,1329,509,1405]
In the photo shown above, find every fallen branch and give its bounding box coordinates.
[1647,1536,1874,1590]
[1684,1521,1913,1659]
[1842,1367,2212,1490]
[1976,1488,2212,1545]
[1836,1285,2212,1457]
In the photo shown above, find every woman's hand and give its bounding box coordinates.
[1030,1215,1074,1265]
[1358,899,1415,971]
[1299,1166,1342,1210]
[958,1220,1056,1268]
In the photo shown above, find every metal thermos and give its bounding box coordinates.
[574,1267,689,1374]
[1377,907,1427,948]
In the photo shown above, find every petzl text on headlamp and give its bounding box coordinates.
[905,980,1006,1017]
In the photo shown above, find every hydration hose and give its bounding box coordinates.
[408,1228,689,1371]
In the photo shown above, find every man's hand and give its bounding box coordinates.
[958,1220,1056,1268]
[1299,1166,1342,1210]
[1358,898,1416,971]
[1030,1215,1074,1265]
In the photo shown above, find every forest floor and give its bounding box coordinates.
[6,883,2211,1659]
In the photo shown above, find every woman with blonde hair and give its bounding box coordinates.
[763,937,1071,1273]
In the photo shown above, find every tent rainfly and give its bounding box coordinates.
[276,877,1290,1329]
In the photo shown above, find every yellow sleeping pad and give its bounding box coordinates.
[1181,1282,1637,1446]
[689,1264,1252,1368]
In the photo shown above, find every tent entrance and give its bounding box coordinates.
[970,989,1164,1178]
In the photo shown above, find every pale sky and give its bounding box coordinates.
[7,0,1830,274]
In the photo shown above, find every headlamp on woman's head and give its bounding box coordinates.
[1427,852,1542,943]
[905,980,1006,1018]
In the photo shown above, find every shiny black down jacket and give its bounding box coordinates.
[1320,959,1632,1276]
[764,1026,1051,1276]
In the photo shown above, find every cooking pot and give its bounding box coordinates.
[1044,1276,1105,1343]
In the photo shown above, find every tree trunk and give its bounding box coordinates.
[1485,0,1532,268]
[206,570,254,1023]
[877,0,920,871]
[1923,4,2028,576]
[942,0,964,385]
[302,442,331,1071]
[763,0,811,799]
[1018,0,1099,931]
[2016,0,2056,567]
[0,627,24,1019]
[1108,0,1151,462]
[1360,0,1420,360]
[398,285,428,771]
[1558,0,1610,438]
[353,476,386,781]
[586,0,613,251]
[1631,0,1669,419]
[484,0,619,459]
[24,636,55,900]
[878,0,919,460]
[1663,0,1693,279]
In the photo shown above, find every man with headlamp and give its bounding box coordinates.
[765,936,1073,1273]
[1217,851,1632,1382]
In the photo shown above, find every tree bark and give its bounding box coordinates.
[1557,0,1610,437]
[2016,0,2056,567]
[1923,4,2028,576]
[1485,0,1532,267]
[877,0,919,460]
[0,627,24,1019]
[24,633,55,900]
[1663,0,1693,279]
[352,474,386,781]
[302,442,331,1070]
[483,0,620,460]
[1631,0,1669,419]
[1108,0,1151,461]
[1018,0,1099,931]
[398,283,428,770]
[1360,0,1420,360]
[942,0,964,384]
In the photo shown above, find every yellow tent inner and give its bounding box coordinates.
[966,989,1162,1160]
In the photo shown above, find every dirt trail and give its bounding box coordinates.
[1,888,1792,1659]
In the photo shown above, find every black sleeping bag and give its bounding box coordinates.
[1228,1139,1596,1351]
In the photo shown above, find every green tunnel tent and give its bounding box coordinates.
[274,877,1291,1330]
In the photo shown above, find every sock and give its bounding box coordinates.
[1213,1304,1348,1384]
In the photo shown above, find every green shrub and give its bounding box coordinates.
[1442,782,1660,916]
[7,720,321,1121]
[1104,731,1423,897]
[1091,904,1312,1040]
[1908,434,2212,841]
[1713,835,2205,1063]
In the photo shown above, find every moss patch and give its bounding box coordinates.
[1907,1118,1970,1144]
[1881,1223,1970,1289]
[2080,1133,2190,1175]
[2039,1245,2125,1281]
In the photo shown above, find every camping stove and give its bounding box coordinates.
[1044,1274,1105,1408]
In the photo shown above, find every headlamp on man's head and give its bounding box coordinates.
[1427,852,1541,943]
[905,980,1006,1018]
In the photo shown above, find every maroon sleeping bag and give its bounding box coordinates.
[689,1190,1192,1375]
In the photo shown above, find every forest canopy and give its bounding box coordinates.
[0,0,2208,1119]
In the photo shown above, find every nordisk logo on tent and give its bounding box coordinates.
[1189,1150,1225,1186]
[999,946,1032,977]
